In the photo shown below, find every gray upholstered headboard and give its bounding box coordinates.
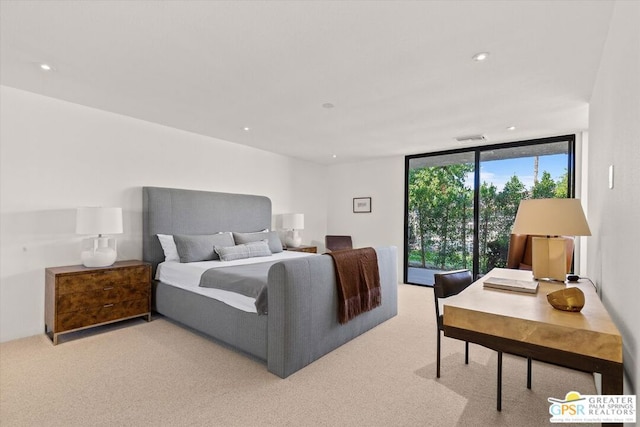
[142,187,272,275]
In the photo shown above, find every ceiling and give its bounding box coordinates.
[0,1,614,164]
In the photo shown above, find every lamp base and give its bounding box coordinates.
[532,237,567,282]
[285,230,302,248]
[81,237,117,267]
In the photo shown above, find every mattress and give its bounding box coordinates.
[155,250,316,313]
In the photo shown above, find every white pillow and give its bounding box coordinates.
[157,234,180,262]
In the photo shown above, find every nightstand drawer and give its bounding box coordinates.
[58,266,149,294]
[56,298,150,332]
[57,284,150,314]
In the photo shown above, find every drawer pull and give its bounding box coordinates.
[103,304,114,308]
[103,287,114,291]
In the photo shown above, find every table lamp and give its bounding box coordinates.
[76,207,123,267]
[282,213,304,248]
[511,198,591,282]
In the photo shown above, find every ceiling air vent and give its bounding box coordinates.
[455,134,487,143]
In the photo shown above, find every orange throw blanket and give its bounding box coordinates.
[327,247,381,324]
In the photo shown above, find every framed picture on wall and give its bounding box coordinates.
[353,197,372,213]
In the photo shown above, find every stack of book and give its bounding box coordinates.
[483,277,539,294]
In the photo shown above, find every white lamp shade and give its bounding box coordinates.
[76,207,123,235]
[282,213,304,230]
[511,198,591,236]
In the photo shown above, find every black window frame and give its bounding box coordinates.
[403,134,576,284]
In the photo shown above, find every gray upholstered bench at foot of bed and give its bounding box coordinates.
[267,246,398,378]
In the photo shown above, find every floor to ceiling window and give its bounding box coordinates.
[404,135,575,285]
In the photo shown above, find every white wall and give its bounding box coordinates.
[326,157,405,278]
[0,86,327,342]
[587,0,639,393]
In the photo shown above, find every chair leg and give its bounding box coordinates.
[527,357,532,389]
[436,331,441,378]
[497,351,503,412]
[464,341,469,364]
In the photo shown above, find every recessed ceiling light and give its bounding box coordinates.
[332,154,337,159]
[322,103,335,109]
[472,52,490,62]
[39,63,53,71]
[243,127,250,131]
[507,126,516,131]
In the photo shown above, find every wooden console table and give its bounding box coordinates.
[443,268,623,426]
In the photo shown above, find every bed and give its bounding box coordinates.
[142,186,398,378]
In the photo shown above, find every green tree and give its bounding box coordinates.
[478,182,498,272]
[409,155,572,277]
[408,168,432,267]
[532,171,557,198]
[408,163,473,269]
[497,174,527,233]
[555,170,569,198]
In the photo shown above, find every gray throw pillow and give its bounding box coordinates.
[174,233,235,262]
[233,231,283,253]
[215,240,272,261]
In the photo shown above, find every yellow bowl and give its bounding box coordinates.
[547,287,585,312]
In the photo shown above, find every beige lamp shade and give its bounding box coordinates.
[511,198,591,237]
[512,198,590,282]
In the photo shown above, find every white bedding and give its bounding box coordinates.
[155,250,316,313]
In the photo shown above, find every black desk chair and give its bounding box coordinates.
[433,269,474,379]
[433,269,532,411]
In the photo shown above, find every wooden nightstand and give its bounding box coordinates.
[286,245,317,253]
[45,260,151,345]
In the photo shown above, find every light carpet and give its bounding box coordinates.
[0,284,597,426]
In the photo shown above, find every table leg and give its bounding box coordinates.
[497,351,503,412]
[601,363,624,427]
[601,368,623,395]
